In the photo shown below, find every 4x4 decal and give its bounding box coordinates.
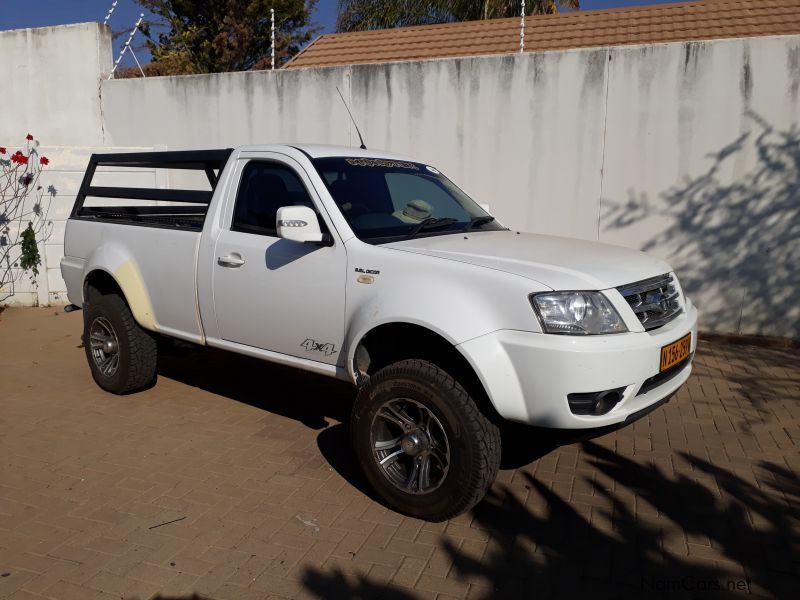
[301,338,337,356]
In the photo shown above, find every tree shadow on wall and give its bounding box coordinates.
[301,441,799,599]
[601,112,800,337]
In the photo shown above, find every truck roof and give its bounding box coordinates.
[238,143,417,162]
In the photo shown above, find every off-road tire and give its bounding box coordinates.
[83,293,157,394]
[351,359,501,521]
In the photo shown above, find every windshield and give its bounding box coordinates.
[312,157,505,243]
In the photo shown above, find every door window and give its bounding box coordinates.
[232,162,315,236]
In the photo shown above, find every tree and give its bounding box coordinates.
[134,0,319,75]
[336,0,579,32]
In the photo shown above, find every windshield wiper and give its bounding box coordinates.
[406,217,458,239]
[463,215,496,231]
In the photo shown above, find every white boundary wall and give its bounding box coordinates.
[2,23,798,337]
[0,24,153,306]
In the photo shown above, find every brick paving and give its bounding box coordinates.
[0,307,798,600]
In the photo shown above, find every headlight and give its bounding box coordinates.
[530,291,628,335]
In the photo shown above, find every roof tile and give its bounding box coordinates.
[285,0,800,69]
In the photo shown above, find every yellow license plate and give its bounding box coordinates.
[660,333,692,372]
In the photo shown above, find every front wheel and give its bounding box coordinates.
[351,359,501,521]
[83,293,157,394]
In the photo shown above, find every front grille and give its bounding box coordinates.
[617,273,682,331]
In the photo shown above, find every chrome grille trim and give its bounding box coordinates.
[617,274,672,297]
[617,273,683,331]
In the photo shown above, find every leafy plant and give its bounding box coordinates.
[0,134,53,305]
[130,0,319,75]
[19,223,41,277]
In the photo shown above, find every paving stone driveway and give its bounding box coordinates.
[0,308,798,600]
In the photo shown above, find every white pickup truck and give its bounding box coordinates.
[61,144,697,521]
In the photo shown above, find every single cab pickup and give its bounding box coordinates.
[61,145,698,520]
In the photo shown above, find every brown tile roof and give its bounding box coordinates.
[284,0,800,69]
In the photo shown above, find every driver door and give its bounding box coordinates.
[211,155,346,366]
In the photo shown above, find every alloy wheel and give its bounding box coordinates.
[89,316,120,378]
[370,398,450,494]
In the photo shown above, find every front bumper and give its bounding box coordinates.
[457,302,698,429]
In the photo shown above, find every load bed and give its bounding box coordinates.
[71,149,232,230]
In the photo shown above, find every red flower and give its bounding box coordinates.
[26,133,34,141]
[11,152,29,165]
[39,156,49,166]
[0,147,6,154]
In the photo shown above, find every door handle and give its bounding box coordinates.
[218,254,245,267]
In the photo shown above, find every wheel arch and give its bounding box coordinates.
[83,266,156,331]
[84,268,122,301]
[350,321,499,422]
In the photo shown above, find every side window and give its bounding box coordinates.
[232,161,315,236]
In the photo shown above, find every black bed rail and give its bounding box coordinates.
[71,148,233,218]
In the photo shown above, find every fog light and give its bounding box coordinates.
[567,387,625,415]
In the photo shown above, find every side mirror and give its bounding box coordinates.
[276,205,325,243]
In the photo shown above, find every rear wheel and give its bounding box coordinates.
[351,359,500,521]
[84,293,157,394]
